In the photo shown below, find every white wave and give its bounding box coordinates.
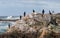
[7,16,13,19]
[7,16,20,20]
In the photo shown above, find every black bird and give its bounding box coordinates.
[33,9,35,13]
[24,12,26,17]
[20,15,22,20]
[49,10,52,15]
[42,9,45,15]
[8,24,10,29]
[42,9,45,17]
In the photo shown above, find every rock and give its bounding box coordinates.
[1,13,60,38]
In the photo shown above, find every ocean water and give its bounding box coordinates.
[0,16,19,34]
[0,16,19,19]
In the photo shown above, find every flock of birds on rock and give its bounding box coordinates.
[0,9,60,38]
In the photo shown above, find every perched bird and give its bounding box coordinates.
[24,12,26,17]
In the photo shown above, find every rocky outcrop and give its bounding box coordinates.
[0,13,60,38]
